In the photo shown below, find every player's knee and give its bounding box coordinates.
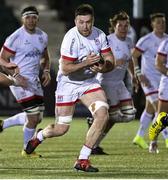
[89,101,109,115]
[121,105,136,122]
[25,105,44,123]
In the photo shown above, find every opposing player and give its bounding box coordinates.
[25,4,115,172]
[132,13,168,153]
[0,6,51,157]
[149,38,168,141]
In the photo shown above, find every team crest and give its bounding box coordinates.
[94,38,100,46]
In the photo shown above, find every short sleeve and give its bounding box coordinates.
[60,31,78,61]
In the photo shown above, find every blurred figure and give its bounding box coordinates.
[149,38,168,141]
[0,6,51,157]
[132,13,168,153]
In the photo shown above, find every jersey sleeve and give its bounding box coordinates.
[60,31,78,61]
[135,36,148,53]
[157,39,168,57]
[99,31,111,54]
[3,33,19,55]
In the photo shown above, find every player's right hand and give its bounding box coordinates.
[5,62,18,69]
[85,53,100,66]
[13,74,28,88]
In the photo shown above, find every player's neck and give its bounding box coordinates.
[153,31,164,38]
[24,26,36,34]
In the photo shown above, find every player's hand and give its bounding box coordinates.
[12,74,28,88]
[90,63,104,72]
[41,70,51,87]
[137,74,152,88]
[5,62,18,69]
[85,53,101,66]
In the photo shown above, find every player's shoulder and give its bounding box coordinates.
[92,26,106,36]
[139,32,152,42]
[64,27,77,40]
[36,27,48,37]
[136,32,152,46]
[6,27,23,42]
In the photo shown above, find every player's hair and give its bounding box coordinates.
[21,6,39,16]
[75,4,94,17]
[150,13,165,22]
[109,11,130,33]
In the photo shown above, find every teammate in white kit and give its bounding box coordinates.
[0,6,51,157]
[25,4,115,172]
[89,11,137,154]
[149,38,168,142]
[132,13,168,153]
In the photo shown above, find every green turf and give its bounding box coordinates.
[0,117,168,179]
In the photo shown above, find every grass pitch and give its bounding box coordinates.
[0,117,168,179]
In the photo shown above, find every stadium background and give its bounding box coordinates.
[0,0,167,118]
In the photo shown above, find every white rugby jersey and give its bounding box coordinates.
[57,26,111,84]
[157,38,168,77]
[135,32,168,77]
[99,33,133,82]
[3,26,48,78]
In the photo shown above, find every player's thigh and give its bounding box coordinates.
[158,100,168,113]
[80,89,107,107]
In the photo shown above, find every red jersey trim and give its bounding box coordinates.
[17,95,43,103]
[3,45,16,55]
[62,55,77,61]
[158,98,168,103]
[145,91,158,96]
[157,52,167,57]
[135,46,144,53]
[84,87,102,94]
[101,47,111,53]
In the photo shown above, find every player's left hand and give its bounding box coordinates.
[41,70,51,87]
[90,63,105,72]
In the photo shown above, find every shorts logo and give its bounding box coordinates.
[57,95,63,102]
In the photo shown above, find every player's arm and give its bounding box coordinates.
[100,50,115,72]
[0,48,27,87]
[0,48,18,76]
[155,53,168,75]
[90,50,115,73]
[132,48,150,87]
[41,48,51,87]
[60,53,101,76]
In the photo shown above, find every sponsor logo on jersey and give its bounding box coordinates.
[25,48,41,58]
[70,38,75,55]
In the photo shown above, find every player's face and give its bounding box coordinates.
[114,20,129,40]
[152,17,166,35]
[75,15,94,37]
[22,15,38,33]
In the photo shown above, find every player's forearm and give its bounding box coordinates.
[61,60,88,75]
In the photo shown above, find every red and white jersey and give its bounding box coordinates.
[57,26,111,84]
[157,38,168,67]
[3,26,48,78]
[99,33,133,82]
[135,32,168,77]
